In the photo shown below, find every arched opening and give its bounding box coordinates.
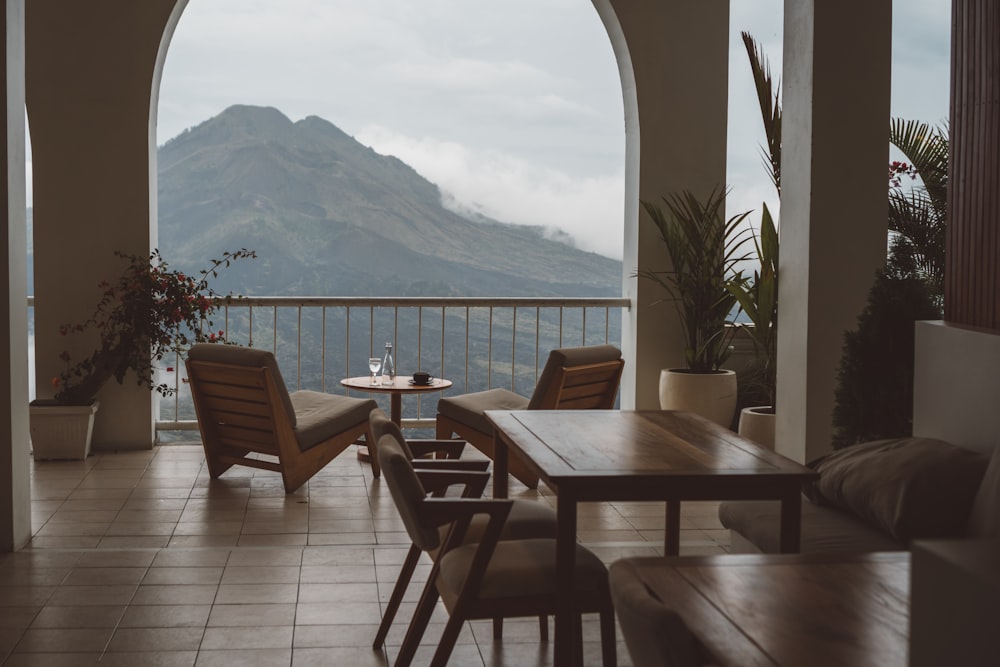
[155,0,628,266]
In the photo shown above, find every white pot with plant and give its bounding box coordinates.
[637,188,750,428]
[31,248,255,459]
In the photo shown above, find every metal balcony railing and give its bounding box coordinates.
[156,296,629,436]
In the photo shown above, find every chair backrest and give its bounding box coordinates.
[528,344,624,410]
[369,408,414,459]
[187,343,297,426]
[377,429,442,552]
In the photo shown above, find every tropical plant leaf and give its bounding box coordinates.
[887,117,947,310]
[742,31,782,195]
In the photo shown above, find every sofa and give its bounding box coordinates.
[719,436,1000,553]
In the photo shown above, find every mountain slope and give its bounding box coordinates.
[157,105,621,296]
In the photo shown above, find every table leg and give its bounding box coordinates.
[664,501,681,556]
[554,493,577,667]
[360,391,402,463]
[390,393,402,425]
[779,489,803,553]
[493,428,509,499]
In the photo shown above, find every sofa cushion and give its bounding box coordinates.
[967,445,1000,539]
[719,498,904,554]
[805,437,990,543]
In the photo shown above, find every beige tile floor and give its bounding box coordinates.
[1,443,730,666]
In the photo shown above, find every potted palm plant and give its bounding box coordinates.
[637,187,750,427]
[726,30,782,446]
[30,247,255,459]
[728,204,778,447]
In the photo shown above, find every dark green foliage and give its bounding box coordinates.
[728,203,778,407]
[831,272,941,449]
[831,118,947,447]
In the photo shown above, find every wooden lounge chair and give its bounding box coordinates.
[185,343,377,493]
[375,423,616,667]
[435,344,624,488]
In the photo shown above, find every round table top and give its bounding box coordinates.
[340,375,453,394]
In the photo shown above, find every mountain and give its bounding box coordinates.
[157,105,621,297]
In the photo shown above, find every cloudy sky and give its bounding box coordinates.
[155,0,952,260]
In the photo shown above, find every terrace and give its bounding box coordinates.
[4,1,1000,666]
[2,444,728,665]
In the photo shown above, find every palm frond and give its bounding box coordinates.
[889,118,948,208]
[742,31,781,194]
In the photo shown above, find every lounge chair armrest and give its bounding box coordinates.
[411,459,491,472]
[408,439,468,459]
[422,497,513,524]
[415,469,491,498]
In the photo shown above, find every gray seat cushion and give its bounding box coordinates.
[437,388,529,435]
[438,538,607,601]
[290,390,376,451]
[718,497,904,554]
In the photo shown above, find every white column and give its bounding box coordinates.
[26,1,179,450]
[606,0,731,409]
[777,0,892,462]
[1,0,30,552]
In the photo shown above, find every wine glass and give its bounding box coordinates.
[368,357,381,385]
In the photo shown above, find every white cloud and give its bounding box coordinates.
[382,58,551,90]
[357,125,625,259]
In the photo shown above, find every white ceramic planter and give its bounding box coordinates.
[738,406,776,450]
[29,400,100,460]
[658,369,737,428]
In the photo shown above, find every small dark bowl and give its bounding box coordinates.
[411,371,432,385]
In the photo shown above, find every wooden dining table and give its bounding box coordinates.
[485,409,819,667]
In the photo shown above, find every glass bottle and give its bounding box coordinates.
[381,342,395,384]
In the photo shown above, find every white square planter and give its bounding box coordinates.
[29,400,100,460]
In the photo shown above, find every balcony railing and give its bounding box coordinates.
[156,296,630,437]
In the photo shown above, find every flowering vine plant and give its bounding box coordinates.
[51,248,256,405]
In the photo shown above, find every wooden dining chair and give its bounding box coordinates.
[368,408,555,650]
[375,424,616,667]
[435,344,624,488]
[185,343,377,493]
